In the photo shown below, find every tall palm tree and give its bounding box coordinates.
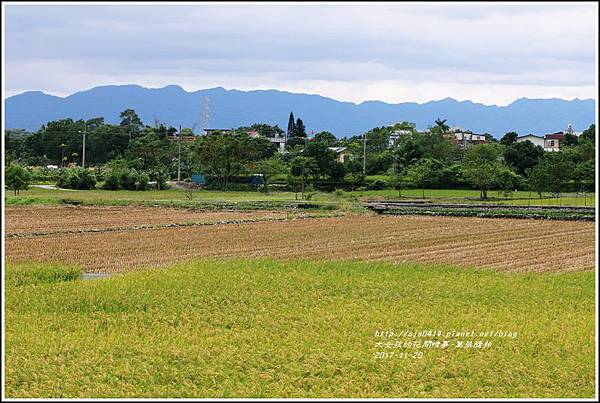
[434,118,449,133]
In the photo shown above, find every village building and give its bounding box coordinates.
[203,128,234,135]
[445,131,487,149]
[543,133,564,152]
[516,134,545,148]
[516,124,582,152]
[388,129,413,148]
[166,134,197,143]
[328,146,353,163]
[269,135,287,153]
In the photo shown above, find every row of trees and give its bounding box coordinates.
[4,108,596,199]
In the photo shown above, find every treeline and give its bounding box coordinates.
[4,108,596,199]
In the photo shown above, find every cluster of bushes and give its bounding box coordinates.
[25,166,61,183]
[102,165,150,191]
[56,167,97,190]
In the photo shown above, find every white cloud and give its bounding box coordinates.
[3,2,597,104]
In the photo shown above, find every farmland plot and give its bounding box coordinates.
[5,214,594,273]
[4,260,595,398]
[4,205,308,236]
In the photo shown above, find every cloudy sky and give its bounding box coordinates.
[3,2,598,105]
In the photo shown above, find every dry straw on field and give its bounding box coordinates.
[4,205,302,235]
[5,213,595,273]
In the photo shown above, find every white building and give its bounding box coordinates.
[447,132,487,149]
[515,134,545,148]
[388,129,413,148]
[269,135,287,153]
[516,132,567,152]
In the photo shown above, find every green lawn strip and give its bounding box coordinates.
[5,187,595,208]
[5,259,594,398]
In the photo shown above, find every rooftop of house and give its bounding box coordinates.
[328,146,349,154]
[516,134,544,139]
[166,135,197,142]
[544,132,565,140]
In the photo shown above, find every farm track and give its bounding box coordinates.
[5,212,595,274]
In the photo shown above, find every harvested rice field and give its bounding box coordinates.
[4,205,309,235]
[5,213,594,273]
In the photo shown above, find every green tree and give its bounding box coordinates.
[313,131,337,146]
[193,134,262,190]
[389,171,408,198]
[290,156,318,198]
[57,167,97,190]
[393,133,424,170]
[287,112,296,139]
[462,143,504,199]
[303,141,337,180]
[30,118,85,164]
[503,140,544,176]
[119,109,143,140]
[125,130,176,171]
[573,159,595,192]
[580,124,595,142]
[5,129,31,164]
[343,171,364,192]
[563,131,579,146]
[251,157,285,193]
[102,159,150,191]
[363,127,391,155]
[433,118,449,133]
[421,131,460,163]
[495,167,520,199]
[404,158,443,198]
[149,165,170,190]
[241,123,284,138]
[500,132,518,146]
[526,152,574,198]
[526,165,548,199]
[294,118,306,138]
[5,164,31,195]
[87,124,129,164]
[543,153,575,196]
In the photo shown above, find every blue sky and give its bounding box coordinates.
[3,2,598,105]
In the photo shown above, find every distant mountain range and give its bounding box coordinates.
[4,84,596,137]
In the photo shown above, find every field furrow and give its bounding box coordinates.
[5,214,594,273]
[4,205,304,234]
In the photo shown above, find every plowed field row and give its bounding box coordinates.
[4,206,303,234]
[5,215,594,273]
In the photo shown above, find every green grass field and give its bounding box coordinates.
[5,186,595,207]
[4,187,303,205]
[5,260,595,398]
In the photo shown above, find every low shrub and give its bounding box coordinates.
[57,167,97,190]
[103,166,150,191]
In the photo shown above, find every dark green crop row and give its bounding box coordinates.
[380,208,595,221]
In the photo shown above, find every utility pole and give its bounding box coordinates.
[177,124,182,181]
[78,123,87,168]
[363,132,367,174]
